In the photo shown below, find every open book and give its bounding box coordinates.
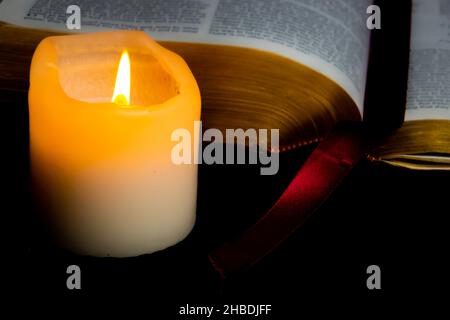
[0,0,449,169]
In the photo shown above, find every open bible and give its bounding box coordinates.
[0,0,449,169]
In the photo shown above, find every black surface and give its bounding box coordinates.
[5,91,449,311]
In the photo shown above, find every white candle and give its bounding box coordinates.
[29,31,201,257]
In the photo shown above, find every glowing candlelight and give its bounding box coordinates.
[111,50,131,106]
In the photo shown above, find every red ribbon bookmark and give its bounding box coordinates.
[208,124,370,278]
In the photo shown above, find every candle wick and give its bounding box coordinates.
[113,94,128,106]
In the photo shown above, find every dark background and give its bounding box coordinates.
[3,0,448,315]
[5,90,449,312]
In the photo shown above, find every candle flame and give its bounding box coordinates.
[112,50,130,106]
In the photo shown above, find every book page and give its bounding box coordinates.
[406,0,450,121]
[0,0,372,114]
